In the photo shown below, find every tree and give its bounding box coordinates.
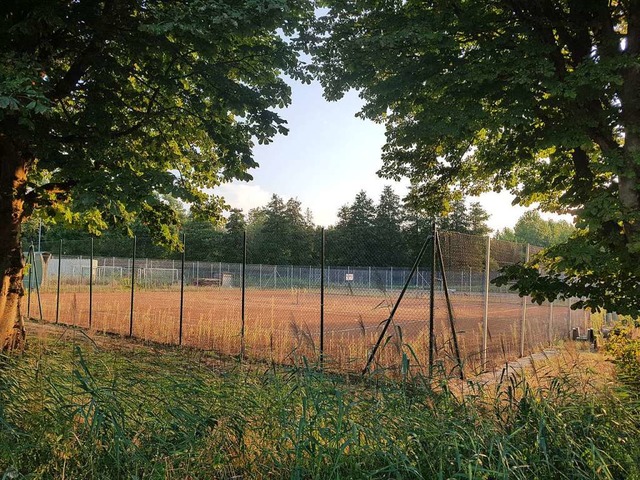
[248,195,316,264]
[222,209,246,263]
[495,211,575,247]
[439,199,469,234]
[328,190,377,266]
[0,0,313,349]
[373,186,408,266]
[309,1,640,314]
[467,202,492,237]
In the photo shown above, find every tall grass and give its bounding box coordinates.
[0,327,638,479]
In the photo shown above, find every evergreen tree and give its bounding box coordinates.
[374,186,409,266]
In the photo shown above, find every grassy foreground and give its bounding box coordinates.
[1,324,639,479]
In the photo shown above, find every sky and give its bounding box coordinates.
[216,79,559,233]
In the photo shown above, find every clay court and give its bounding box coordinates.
[26,284,581,373]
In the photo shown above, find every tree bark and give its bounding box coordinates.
[620,1,640,249]
[0,133,27,352]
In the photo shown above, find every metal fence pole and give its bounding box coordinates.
[55,239,62,324]
[129,235,136,337]
[481,236,491,371]
[519,244,530,357]
[179,233,186,346]
[548,301,554,344]
[89,236,93,328]
[320,228,325,369]
[241,230,246,357]
[429,222,437,377]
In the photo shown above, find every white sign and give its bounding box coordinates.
[345,273,354,281]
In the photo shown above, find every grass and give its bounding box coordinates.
[1,323,639,479]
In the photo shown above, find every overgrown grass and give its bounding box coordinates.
[1,326,639,479]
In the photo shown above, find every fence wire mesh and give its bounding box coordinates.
[21,228,589,376]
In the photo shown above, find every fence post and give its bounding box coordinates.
[428,222,437,377]
[320,227,325,369]
[548,301,554,344]
[390,266,393,290]
[481,236,491,371]
[89,236,93,328]
[129,235,136,337]
[179,233,186,346]
[519,244,530,357]
[241,230,246,357]
[55,239,62,324]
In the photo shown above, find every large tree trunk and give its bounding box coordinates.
[620,2,640,251]
[0,133,27,352]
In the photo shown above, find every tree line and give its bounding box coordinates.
[26,186,572,268]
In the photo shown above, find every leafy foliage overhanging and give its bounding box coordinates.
[0,0,314,247]
[305,0,640,315]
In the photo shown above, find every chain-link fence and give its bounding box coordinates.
[22,228,590,376]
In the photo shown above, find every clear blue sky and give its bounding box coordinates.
[216,79,559,232]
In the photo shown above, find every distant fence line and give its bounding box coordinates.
[35,254,508,295]
[23,227,592,376]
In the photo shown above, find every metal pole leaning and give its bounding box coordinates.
[363,233,433,375]
[435,231,463,379]
[240,230,247,358]
[429,222,437,377]
[129,235,136,337]
[27,245,33,319]
[320,228,325,369]
[31,247,43,322]
[179,233,186,346]
[55,239,62,324]
[481,236,491,371]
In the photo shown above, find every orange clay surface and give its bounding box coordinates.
[25,286,582,371]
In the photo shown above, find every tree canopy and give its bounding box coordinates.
[495,211,575,247]
[0,0,314,349]
[307,0,640,314]
[33,189,493,269]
